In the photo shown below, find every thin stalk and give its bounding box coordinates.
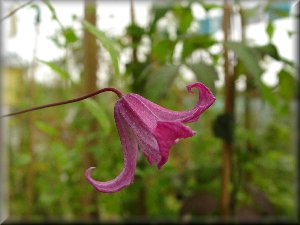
[130,0,138,64]
[1,87,122,118]
[0,0,34,22]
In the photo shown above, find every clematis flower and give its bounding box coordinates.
[85,82,216,193]
[1,81,215,193]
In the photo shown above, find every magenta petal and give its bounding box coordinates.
[154,121,196,169]
[85,104,138,193]
[137,139,162,165]
[132,82,216,123]
[118,97,162,165]
[183,82,216,123]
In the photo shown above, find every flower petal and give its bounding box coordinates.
[132,82,216,124]
[154,121,196,169]
[85,103,138,193]
[118,97,162,165]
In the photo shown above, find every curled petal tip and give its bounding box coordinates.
[186,82,203,93]
[187,86,194,94]
[84,109,139,193]
[186,82,216,106]
[84,166,133,193]
[85,167,96,179]
[186,82,209,94]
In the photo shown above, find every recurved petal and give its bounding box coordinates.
[154,121,196,169]
[132,82,216,124]
[85,104,138,193]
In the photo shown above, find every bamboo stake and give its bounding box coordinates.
[81,0,99,219]
[220,0,235,218]
[25,14,40,218]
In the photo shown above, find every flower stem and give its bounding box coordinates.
[1,87,123,118]
[0,0,34,22]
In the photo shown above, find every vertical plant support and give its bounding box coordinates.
[82,0,99,219]
[26,68,35,219]
[221,0,235,218]
[0,2,6,222]
[25,12,40,218]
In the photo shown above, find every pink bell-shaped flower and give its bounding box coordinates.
[0,81,215,193]
[85,82,216,193]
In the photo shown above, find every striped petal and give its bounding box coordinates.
[131,82,216,124]
[85,103,138,193]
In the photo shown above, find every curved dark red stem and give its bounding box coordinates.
[1,87,123,118]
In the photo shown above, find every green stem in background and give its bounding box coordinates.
[0,0,34,22]
[42,0,65,31]
[130,0,138,64]
[1,88,123,118]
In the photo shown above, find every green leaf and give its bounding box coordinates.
[83,99,111,136]
[226,41,263,80]
[149,2,173,34]
[35,121,58,136]
[43,0,57,20]
[38,59,70,80]
[199,1,222,12]
[242,4,261,22]
[127,61,151,94]
[278,68,296,99]
[152,39,176,63]
[172,4,193,33]
[144,65,179,101]
[188,62,218,92]
[287,30,296,38]
[126,24,144,45]
[254,43,280,60]
[63,27,78,44]
[15,153,31,166]
[260,83,279,109]
[266,22,274,40]
[181,34,217,60]
[226,41,280,108]
[83,20,120,76]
